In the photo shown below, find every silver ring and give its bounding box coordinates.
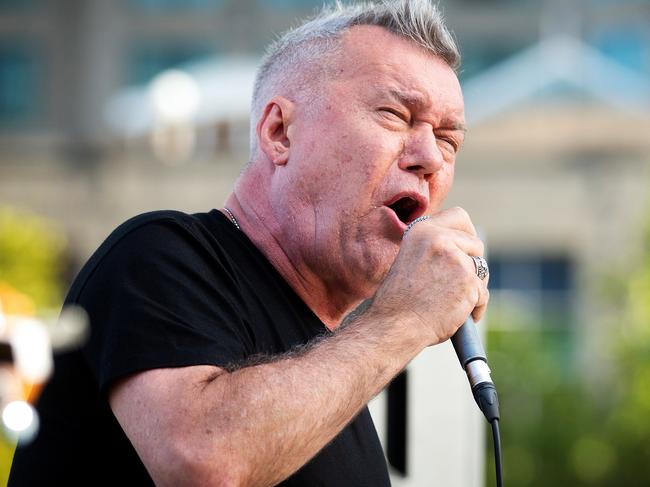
[471,256,489,280]
[402,215,431,239]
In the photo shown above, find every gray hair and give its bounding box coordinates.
[249,0,461,155]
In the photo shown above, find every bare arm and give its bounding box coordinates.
[109,207,489,487]
[111,310,422,487]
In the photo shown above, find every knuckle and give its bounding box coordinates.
[450,206,469,220]
[429,233,449,251]
[460,265,476,289]
[450,206,476,235]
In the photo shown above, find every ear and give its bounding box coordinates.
[256,96,294,166]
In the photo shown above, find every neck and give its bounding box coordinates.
[222,194,366,330]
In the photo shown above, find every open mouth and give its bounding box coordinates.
[386,195,424,225]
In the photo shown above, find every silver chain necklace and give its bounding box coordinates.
[223,207,240,230]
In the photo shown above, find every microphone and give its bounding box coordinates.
[451,317,500,422]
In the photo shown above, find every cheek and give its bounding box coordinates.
[296,103,404,201]
[328,119,400,181]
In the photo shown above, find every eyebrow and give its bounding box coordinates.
[386,89,467,133]
[387,88,428,109]
[441,119,468,134]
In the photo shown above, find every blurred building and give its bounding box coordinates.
[1,0,649,486]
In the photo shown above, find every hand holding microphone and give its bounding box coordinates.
[373,206,489,342]
[402,213,499,421]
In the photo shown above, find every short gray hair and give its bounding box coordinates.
[249,0,460,155]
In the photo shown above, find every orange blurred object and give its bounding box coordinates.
[0,282,35,318]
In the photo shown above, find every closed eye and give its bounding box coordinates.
[438,137,457,152]
[379,107,410,123]
[436,134,461,153]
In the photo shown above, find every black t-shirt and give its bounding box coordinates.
[9,210,391,487]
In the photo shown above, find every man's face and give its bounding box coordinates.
[271,25,466,297]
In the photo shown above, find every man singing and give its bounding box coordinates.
[10,1,489,485]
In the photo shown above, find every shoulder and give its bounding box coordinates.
[93,209,228,258]
[110,210,213,241]
[85,210,210,270]
[65,209,230,303]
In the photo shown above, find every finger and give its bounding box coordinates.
[450,230,484,258]
[427,206,477,236]
[405,223,485,257]
[468,255,489,322]
[471,284,490,323]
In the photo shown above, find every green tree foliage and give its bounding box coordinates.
[0,207,67,310]
[486,216,650,486]
[0,207,67,486]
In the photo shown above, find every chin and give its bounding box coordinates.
[355,245,398,291]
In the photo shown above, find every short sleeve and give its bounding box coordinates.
[75,217,252,393]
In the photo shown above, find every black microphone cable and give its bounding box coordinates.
[491,418,503,487]
[472,379,503,487]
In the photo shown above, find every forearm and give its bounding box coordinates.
[169,311,422,487]
[237,317,417,476]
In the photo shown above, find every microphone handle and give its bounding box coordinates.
[451,318,487,368]
[451,318,500,422]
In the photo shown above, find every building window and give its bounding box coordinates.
[456,0,536,3]
[128,44,213,85]
[458,40,531,81]
[128,0,224,11]
[257,0,330,10]
[487,254,574,330]
[0,0,42,11]
[0,43,40,127]
[592,27,649,74]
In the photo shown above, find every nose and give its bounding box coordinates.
[397,123,445,181]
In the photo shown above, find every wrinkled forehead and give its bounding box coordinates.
[329,25,464,115]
